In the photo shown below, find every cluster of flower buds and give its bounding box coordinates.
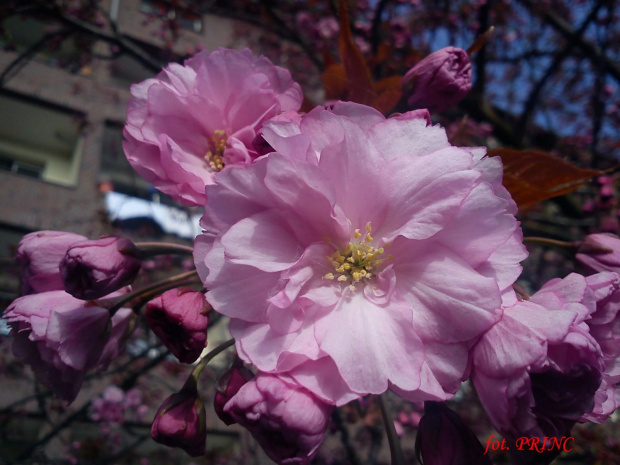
[6,231,144,403]
[7,230,209,403]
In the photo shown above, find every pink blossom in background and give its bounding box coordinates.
[472,274,610,441]
[4,290,133,403]
[577,233,620,274]
[223,373,333,464]
[123,48,303,206]
[91,386,148,434]
[16,230,87,294]
[194,101,527,406]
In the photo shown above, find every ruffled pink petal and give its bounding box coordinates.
[202,159,273,231]
[380,148,479,241]
[435,182,518,267]
[475,231,528,296]
[221,210,302,272]
[289,357,364,406]
[314,291,424,395]
[205,239,281,322]
[368,112,450,161]
[264,154,349,244]
[395,243,501,343]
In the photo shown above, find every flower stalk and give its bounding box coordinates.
[135,242,195,257]
[106,270,199,315]
[378,393,405,465]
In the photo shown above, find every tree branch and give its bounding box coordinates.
[517,0,620,84]
[0,30,71,88]
[516,0,605,140]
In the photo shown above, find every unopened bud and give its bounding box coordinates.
[61,237,142,300]
[402,47,472,113]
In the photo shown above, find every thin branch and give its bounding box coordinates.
[472,0,491,95]
[53,10,166,72]
[330,408,362,465]
[370,0,390,55]
[517,0,620,84]
[516,0,605,140]
[0,30,70,87]
[199,5,323,70]
[15,350,170,462]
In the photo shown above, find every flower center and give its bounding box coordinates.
[205,129,227,172]
[324,222,391,290]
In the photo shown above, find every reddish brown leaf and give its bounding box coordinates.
[301,94,317,113]
[488,148,600,210]
[338,0,376,105]
[371,76,403,114]
[322,64,347,101]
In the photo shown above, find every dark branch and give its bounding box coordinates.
[517,0,620,84]
[516,0,605,140]
[0,30,71,88]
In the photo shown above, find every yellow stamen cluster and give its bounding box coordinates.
[205,129,227,171]
[324,222,387,290]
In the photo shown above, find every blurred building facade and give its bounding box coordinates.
[0,0,242,303]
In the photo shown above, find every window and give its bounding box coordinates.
[0,93,84,186]
[0,154,44,179]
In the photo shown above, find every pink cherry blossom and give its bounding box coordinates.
[194,102,527,405]
[123,48,303,206]
[223,373,333,464]
[582,272,620,421]
[4,290,133,403]
[472,274,611,440]
[16,230,87,294]
[577,233,620,274]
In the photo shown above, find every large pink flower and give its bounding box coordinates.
[194,102,527,406]
[123,48,303,206]
[472,274,610,440]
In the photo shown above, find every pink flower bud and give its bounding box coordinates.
[214,363,253,425]
[145,288,209,363]
[415,402,492,465]
[61,237,142,300]
[576,233,620,274]
[402,46,472,113]
[16,230,87,294]
[4,290,130,403]
[151,389,206,457]
[224,373,333,464]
